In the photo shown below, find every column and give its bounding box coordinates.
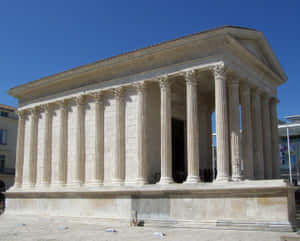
[72,95,85,186]
[213,64,230,182]
[136,82,148,185]
[53,100,68,186]
[261,94,273,179]
[89,92,104,186]
[26,107,38,187]
[14,110,26,188]
[40,104,53,186]
[251,89,264,179]
[159,77,174,184]
[112,88,125,185]
[240,84,254,179]
[185,71,200,183]
[270,98,280,178]
[228,78,242,181]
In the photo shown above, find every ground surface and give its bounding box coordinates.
[0,215,299,241]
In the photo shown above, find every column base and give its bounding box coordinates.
[11,183,21,189]
[35,183,51,190]
[158,176,174,185]
[215,175,230,182]
[51,182,66,188]
[22,183,35,189]
[134,178,148,186]
[111,179,124,186]
[231,176,243,182]
[70,180,83,187]
[8,184,21,192]
[184,175,201,184]
[85,181,103,187]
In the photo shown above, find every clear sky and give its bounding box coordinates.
[0,0,299,120]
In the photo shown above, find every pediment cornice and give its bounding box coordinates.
[8,26,287,100]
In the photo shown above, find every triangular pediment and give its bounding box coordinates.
[239,39,270,65]
[231,33,287,81]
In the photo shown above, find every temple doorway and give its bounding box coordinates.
[172,118,187,183]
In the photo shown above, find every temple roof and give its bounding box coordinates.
[8,25,287,99]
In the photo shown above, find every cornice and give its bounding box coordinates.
[225,35,286,85]
[8,26,278,99]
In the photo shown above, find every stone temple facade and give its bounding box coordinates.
[5,26,296,231]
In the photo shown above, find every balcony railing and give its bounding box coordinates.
[0,168,15,175]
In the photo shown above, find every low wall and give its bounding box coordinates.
[4,180,297,231]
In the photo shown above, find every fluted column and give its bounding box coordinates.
[251,89,264,179]
[185,71,200,183]
[88,92,104,186]
[14,110,26,188]
[40,104,53,186]
[24,108,38,187]
[112,88,125,185]
[53,100,68,186]
[159,77,174,184]
[136,82,148,185]
[213,64,230,182]
[270,98,280,178]
[72,95,85,186]
[240,84,254,179]
[228,78,242,181]
[261,95,273,179]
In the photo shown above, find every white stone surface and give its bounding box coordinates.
[0,214,297,241]
[84,97,96,184]
[67,101,76,185]
[6,26,291,231]
[104,94,115,184]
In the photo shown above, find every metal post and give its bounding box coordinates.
[287,127,293,184]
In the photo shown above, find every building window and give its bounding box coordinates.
[0,130,7,145]
[0,112,8,118]
[0,155,5,169]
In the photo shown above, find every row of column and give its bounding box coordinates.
[14,84,149,188]
[213,64,280,181]
[157,65,280,183]
[13,64,281,189]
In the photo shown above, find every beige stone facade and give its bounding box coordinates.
[0,104,17,190]
[5,26,296,231]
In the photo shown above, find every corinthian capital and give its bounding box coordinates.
[134,81,147,93]
[185,70,198,85]
[75,95,86,106]
[57,99,68,111]
[270,97,279,104]
[29,107,39,116]
[158,75,169,90]
[211,63,225,79]
[112,87,124,99]
[17,110,27,120]
[91,91,104,103]
[41,103,54,115]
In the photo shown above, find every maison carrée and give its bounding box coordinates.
[5,26,296,231]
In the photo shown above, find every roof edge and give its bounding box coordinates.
[9,25,278,98]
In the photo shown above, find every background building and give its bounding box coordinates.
[278,115,300,185]
[0,104,17,191]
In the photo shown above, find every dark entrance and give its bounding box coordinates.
[0,180,5,214]
[172,118,186,183]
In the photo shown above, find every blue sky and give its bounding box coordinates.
[0,0,299,120]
